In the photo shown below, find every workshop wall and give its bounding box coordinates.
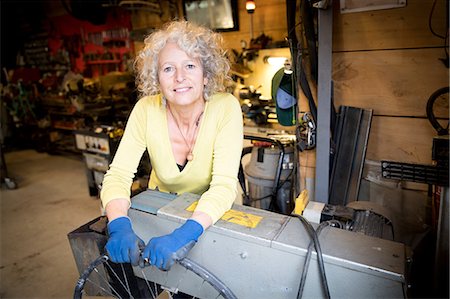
[332,0,448,165]
[299,0,448,193]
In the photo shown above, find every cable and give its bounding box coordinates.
[267,166,294,212]
[297,220,341,299]
[426,86,449,136]
[428,0,446,39]
[295,216,331,299]
[249,193,273,202]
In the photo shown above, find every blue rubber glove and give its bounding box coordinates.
[141,219,204,271]
[105,216,144,266]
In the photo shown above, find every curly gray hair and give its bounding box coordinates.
[134,20,231,100]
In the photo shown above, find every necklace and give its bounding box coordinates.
[168,105,204,161]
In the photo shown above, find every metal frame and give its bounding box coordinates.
[329,106,373,205]
[315,4,333,203]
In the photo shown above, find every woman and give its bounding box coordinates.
[101,20,243,271]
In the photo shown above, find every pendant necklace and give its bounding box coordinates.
[168,105,204,162]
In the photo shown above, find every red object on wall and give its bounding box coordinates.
[47,9,133,76]
[10,67,41,84]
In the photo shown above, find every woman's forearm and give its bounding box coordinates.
[191,210,213,230]
[105,198,131,221]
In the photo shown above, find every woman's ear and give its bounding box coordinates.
[203,76,208,86]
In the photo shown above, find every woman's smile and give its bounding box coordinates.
[158,42,208,107]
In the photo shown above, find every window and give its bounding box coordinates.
[183,0,239,32]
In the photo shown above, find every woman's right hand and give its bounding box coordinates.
[105,216,144,266]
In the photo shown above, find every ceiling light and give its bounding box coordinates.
[246,1,256,14]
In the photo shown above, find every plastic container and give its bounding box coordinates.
[244,145,294,214]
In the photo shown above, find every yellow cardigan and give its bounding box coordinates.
[100,93,244,223]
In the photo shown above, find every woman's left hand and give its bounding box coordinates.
[140,219,204,270]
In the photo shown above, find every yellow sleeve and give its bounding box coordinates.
[100,98,149,208]
[194,94,244,223]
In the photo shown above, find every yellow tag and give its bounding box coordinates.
[186,202,262,228]
[186,202,198,212]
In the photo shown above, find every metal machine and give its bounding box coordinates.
[74,127,121,196]
[129,189,409,299]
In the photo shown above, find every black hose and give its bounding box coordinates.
[297,220,341,299]
[296,216,331,299]
[426,86,449,136]
[297,234,314,298]
[428,0,446,39]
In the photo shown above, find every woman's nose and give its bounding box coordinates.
[175,69,185,82]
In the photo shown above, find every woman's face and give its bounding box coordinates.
[158,42,208,107]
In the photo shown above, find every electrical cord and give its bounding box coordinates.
[295,216,332,299]
[426,86,449,136]
[428,0,446,39]
[268,167,295,212]
[427,0,449,66]
[297,220,342,299]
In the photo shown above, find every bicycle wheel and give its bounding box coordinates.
[74,254,237,299]
[426,86,449,136]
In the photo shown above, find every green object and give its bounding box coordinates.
[271,68,296,126]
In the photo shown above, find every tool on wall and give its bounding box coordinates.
[296,112,316,151]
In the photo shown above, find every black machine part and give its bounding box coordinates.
[329,106,373,206]
[319,201,395,241]
[432,135,449,165]
[381,160,449,187]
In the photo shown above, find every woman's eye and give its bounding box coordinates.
[186,64,196,70]
[163,66,174,73]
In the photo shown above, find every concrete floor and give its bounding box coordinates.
[1,149,102,298]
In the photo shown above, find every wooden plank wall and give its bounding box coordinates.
[333,0,448,166]
[299,0,448,194]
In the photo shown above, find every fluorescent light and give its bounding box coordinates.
[264,56,288,67]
